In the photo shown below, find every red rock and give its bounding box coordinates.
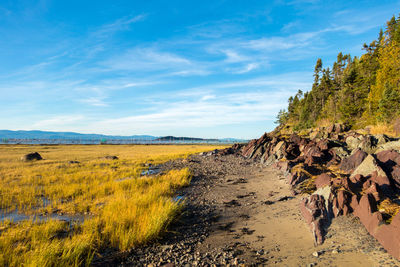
[332,190,352,216]
[315,173,332,189]
[340,177,357,192]
[304,146,324,166]
[339,148,367,172]
[300,194,328,245]
[317,139,329,151]
[392,166,400,186]
[288,171,308,186]
[376,150,400,166]
[370,171,391,187]
[350,194,359,211]
[363,182,381,202]
[273,160,291,173]
[350,174,364,184]
[353,194,381,233]
[289,133,302,144]
[376,150,400,187]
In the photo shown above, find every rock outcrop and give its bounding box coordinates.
[239,125,400,260]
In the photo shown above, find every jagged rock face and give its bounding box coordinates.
[376,150,400,188]
[239,128,400,260]
[21,152,42,161]
[339,148,367,172]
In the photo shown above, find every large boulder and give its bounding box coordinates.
[376,140,400,153]
[300,194,329,245]
[345,135,378,153]
[350,154,386,180]
[345,135,363,151]
[242,133,271,159]
[376,150,400,187]
[315,173,333,189]
[352,193,383,233]
[374,212,400,260]
[374,134,391,147]
[21,152,42,161]
[331,189,352,216]
[339,148,368,172]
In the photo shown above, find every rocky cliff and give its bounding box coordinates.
[240,124,400,260]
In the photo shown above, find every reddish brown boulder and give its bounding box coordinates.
[375,214,400,260]
[288,170,309,186]
[376,150,400,187]
[350,173,364,184]
[376,150,400,166]
[363,181,381,202]
[337,177,357,192]
[241,139,257,158]
[332,190,352,216]
[300,194,328,245]
[392,166,400,186]
[317,139,329,151]
[304,145,325,166]
[369,171,391,189]
[315,173,332,189]
[289,133,302,144]
[241,133,271,159]
[353,193,383,233]
[339,148,367,172]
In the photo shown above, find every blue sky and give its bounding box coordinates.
[0,0,399,138]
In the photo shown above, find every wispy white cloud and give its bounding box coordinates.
[88,91,289,134]
[33,115,86,128]
[102,47,192,72]
[93,14,147,38]
[80,97,108,107]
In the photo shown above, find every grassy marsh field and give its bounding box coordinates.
[0,144,225,266]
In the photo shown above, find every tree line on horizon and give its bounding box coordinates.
[276,14,400,131]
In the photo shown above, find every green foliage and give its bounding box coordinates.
[378,85,400,122]
[275,109,289,125]
[276,14,400,130]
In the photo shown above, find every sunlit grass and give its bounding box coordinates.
[0,144,225,266]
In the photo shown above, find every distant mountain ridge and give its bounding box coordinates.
[0,130,247,143]
[0,130,156,140]
[154,136,218,141]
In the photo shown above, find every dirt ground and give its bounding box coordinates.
[117,153,400,267]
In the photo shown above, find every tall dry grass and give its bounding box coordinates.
[0,145,224,266]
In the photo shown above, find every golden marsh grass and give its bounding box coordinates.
[0,144,226,266]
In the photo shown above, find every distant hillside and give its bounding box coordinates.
[0,130,248,143]
[154,136,218,142]
[0,130,156,140]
